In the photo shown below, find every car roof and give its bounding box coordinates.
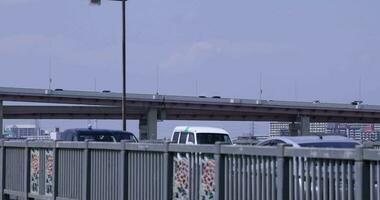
[59,128,137,141]
[173,126,230,135]
[64,128,134,134]
[258,135,360,147]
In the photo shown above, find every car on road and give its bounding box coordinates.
[256,135,360,148]
[56,128,138,143]
[171,126,232,145]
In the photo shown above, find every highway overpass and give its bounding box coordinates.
[1,87,380,138]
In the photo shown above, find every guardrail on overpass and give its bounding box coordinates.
[0,141,379,200]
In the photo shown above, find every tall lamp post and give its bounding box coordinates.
[91,0,128,131]
[121,0,127,131]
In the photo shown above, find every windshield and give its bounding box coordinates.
[196,133,232,144]
[299,142,358,148]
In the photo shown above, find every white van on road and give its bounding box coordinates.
[171,126,232,145]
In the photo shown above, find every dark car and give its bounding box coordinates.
[57,128,138,142]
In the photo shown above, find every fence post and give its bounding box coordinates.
[52,141,58,200]
[119,140,127,200]
[24,140,31,200]
[0,140,7,200]
[82,141,90,200]
[354,145,370,200]
[214,142,224,200]
[276,144,289,200]
[163,141,173,200]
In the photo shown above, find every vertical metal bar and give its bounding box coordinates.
[256,156,260,200]
[271,157,275,200]
[252,156,260,199]
[348,161,352,200]
[322,160,328,200]
[276,144,289,200]
[260,156,264,200]
[247,156,251,200]
[119,141,126,200]
[300,157,305,200]
[0,101,3,143]
[53,141,58,200]
[335,161,339,200]
[342,161,346,200]
[82,141,90,200]
[228,155,232,200]
[0,140,5,199]
[294,157,299,200]
[355,146,370,200]
[214,142,224,200]
[329,160,333,199]
[311,159,315,200]
[163,142,172,200]
[24,141,29,200]
[238,155,241,200]
[316,160,321,200]
[377,162,380,200]
[306,159,310,200]
[265,157,269,200]
[242,156,246,200]
[234,155,238,200]
[289,158,294,200]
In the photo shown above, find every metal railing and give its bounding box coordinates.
[0,140,378,200]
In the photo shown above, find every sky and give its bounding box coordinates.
[0,0,380,138]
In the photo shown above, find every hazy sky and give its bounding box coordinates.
[1,0,379,138]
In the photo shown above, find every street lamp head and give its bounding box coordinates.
[90,0,101,5]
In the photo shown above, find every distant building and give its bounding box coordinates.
[270,122,328,136]
[269,122,290,136]
[5,125,41,138]
[270,122,380,141]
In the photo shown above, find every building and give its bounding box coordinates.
[269,122,290,136]
[5,125,40,138]
[270,122,380,141]
[270,122,327,136]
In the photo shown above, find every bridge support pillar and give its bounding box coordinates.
[0,101,2,136]
[299,116,310,135]
[139,108,157,140]
[289,116,310,136]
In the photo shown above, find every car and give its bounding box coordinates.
[256,135,360,148]
[171,126,232,145]
[56,128,138,142]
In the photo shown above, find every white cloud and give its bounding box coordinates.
[160,39,295,69]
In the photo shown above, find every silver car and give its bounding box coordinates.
[256,135,360,148]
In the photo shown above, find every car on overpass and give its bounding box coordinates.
[56,128,138,143]
[256,135,360,148]
[171,126,232,145]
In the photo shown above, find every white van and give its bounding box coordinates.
[171,126,232,145]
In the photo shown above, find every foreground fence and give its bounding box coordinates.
[0,140,379,200]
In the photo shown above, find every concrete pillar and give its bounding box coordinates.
[139,109,157,140]
[289,122,298,136]
[289,116,310,136]
[299,116,310,135]
[0,101,2,136]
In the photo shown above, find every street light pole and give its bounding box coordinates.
[89,0,127,130]
[122,0,127,131]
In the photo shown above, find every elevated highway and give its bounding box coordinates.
[1,87,380,138]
